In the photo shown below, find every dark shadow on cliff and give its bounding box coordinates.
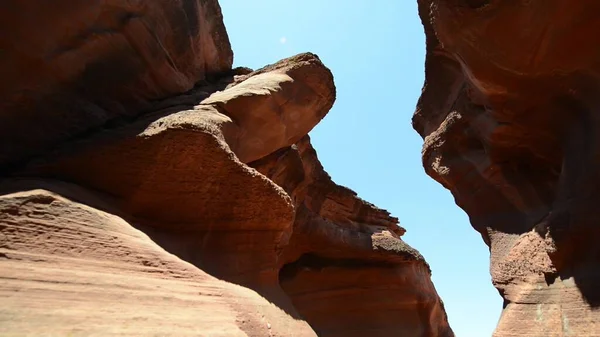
[1,74,310,319]
[541,262,600,309]
[279,253,453,337]
[136,223,307,321]
[0,177,308,321]
[534,209,600,309]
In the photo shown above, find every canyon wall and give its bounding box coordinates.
[414,0,600,335]
[0,1,452,336]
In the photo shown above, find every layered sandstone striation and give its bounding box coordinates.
[1,0,451,336]
[0,181,313,337]
[251,136,452,337]
[414,0,600,336]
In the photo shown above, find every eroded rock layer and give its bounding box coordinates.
[251,136,453,337]
[0,181,314,337]
[0,0,452,336]
[414,0,600,335]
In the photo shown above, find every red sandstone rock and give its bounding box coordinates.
[19,52,451,335]
[0,0,232,168]
[0,1,452,336]
[0,181,315,337]
[210,53,336,163]
[414,0,600,335]
[252,136,453,336]
[21,53,334,289]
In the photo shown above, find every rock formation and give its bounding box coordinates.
[414,0,600,335]
[0,0,452,336]
[0,181,314,336]
[252,136,451,337]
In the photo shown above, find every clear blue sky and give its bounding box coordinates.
[219,1,501,336]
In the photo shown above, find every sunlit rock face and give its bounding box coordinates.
[414,0,600,335]
[0,1,452,336]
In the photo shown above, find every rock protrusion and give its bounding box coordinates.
[414,0,600,335]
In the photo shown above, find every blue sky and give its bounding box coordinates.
[219,1,501,336]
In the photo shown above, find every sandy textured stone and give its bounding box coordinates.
[0,183,315,337]
[205,53,335,163]
[252,136,453,337]
[0,1,453,335]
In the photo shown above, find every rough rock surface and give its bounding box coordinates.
[0,181,314,337]
[251,137,453,337]
[0,0,233,169]
[414,0,600,335]
[1,1,452,336]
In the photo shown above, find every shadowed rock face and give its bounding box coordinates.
[0,0,232,170]
[1,1,452,336]
[414,0,600,335]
